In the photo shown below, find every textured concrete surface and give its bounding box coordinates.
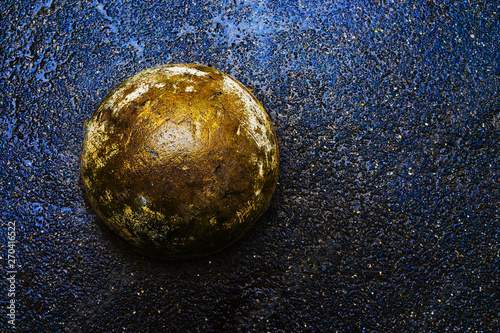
[1,0,499,331]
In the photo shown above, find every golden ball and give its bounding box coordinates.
[81,64,279,260]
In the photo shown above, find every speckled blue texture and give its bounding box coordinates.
[1,0,499,331]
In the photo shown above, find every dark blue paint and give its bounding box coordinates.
[1,0,499,331]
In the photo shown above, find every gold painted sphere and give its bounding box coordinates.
[81,64,279,260]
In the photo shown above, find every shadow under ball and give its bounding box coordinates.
[81,64,279,260]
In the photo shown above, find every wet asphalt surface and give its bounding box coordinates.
[1,0,499,332]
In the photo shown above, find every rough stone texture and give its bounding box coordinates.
[81,64,279,260]
[0,0,499,332]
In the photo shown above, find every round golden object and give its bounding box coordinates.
[81,64,279,260]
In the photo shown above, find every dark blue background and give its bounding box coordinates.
[1,0,499,331]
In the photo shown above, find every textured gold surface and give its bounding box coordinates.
[81,64,279,260]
